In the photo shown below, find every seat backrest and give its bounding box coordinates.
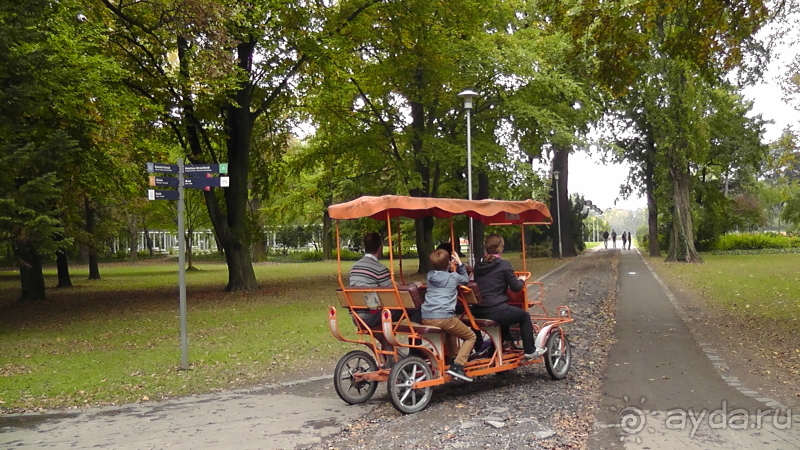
[378,284,419,309]
[506,287,526,307]
[336,285,418,310]
[460,282,484,305]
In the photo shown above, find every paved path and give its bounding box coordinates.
[0,375,372,450]
[590,248,800,449]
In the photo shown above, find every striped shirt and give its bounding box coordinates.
[349,254,391,287]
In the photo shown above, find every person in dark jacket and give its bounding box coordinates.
[472,234,545,360]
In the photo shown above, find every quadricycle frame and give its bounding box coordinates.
[327,195,574,413]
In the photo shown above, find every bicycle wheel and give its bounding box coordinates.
[333,350,379,404]
[387,356,434,414]
[544,330,571,380]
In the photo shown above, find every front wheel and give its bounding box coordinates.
[387,356,434,414]
[544,330,571,380]
[334,350,379,404]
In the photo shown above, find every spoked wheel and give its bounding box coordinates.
[544,330,572,380]
[387,356,434,414]
[334,350,379,404]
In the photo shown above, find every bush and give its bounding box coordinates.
[526,242,552,258]
[266,248,370,263]
[709,233,800,251]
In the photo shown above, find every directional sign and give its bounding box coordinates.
[184,163,228,174]
[146,162,180,174]
[147,189,180,201]
[183,176,230,189]
[149,176,179,187]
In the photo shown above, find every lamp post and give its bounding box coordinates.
[458,89,479,266]
[553,171,563,259]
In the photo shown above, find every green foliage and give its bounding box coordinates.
[708,233,800,251]
[526,241,553,258]
[781,192,800,227]
[267,248,367,263]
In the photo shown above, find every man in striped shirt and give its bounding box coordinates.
[349,232,396,328]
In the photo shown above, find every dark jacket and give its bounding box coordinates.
[471,257,524,315]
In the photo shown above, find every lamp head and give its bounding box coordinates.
[553,171,560,180]
[457,89,479,109]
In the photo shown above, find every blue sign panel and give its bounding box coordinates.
[147,189,180,201]
[149,176,179,187]
[183,176,230,189]
[184,163,229,174]
[146,162,180,174]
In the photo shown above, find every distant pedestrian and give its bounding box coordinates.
[611,229,617,249]
[621,231,628,250]
[627,232,632,250]
[602,230,609,249]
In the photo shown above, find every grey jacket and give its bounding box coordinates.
[421,264,469,319]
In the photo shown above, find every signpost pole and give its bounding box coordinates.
[177,158,189,370]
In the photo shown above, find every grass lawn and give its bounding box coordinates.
[647,253,800,335]
[0,255,564,412]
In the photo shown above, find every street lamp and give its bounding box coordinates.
[553,171,563,259]
[458,88,479,266]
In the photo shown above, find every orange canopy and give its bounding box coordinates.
[328,195,552,225]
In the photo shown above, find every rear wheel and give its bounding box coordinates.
[387,356,434,414]
[334,350,379,404]
[544,330,571,380]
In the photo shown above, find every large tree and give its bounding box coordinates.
[558,0,771,262]
[99,0,383,290]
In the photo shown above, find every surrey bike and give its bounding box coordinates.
[326,195,574,413]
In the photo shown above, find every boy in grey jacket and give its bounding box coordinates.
[422,249,476,381]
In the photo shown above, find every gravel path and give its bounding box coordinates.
[300,251,618,450]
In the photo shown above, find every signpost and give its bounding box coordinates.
[145,158,229,370]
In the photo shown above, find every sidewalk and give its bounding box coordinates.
[0,375,371,450]
[590,248,799,449]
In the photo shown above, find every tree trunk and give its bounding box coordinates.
[56,249,73,288]
[550,148,576,258]
[414,216,434,273]
[666,163,702,263]
[472,171,490,262]
[322,207,333,261]
[185,231,194,270]
[15,240,46,302]
[128,216,139,263]
[197,38,259,291]
[646,188,660,257]
[85,197,101,280]
[644,138,661,257]
[144,227,154,257]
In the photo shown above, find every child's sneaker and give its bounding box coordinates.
[524,347,547,360]
[446,363,473,382]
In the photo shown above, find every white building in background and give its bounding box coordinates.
[109,230,218,255]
